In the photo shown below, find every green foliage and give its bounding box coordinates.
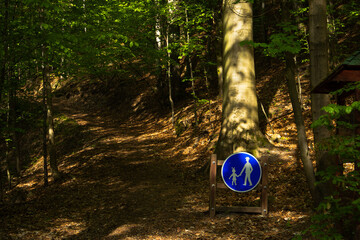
[240,22,302,58]
[309,84,360,239]
[233,0,254,4]
[327,1,360,66]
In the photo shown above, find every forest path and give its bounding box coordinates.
[1,94,313,239]
[48,97,207,239]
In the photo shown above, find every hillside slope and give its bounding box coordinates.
[0,66,316,239]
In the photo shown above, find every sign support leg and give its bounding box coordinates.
[261,159,268,216]
[209,154,217,218]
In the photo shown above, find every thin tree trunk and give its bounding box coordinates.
[41,10,49,184]
[0,171,3,202]
[5,90,12,189]
[167,36,175,131]
[167,0,175,131]
[5,156,11,188]
[154,0,168,108]
[185,8,198,127]
[9,83,21,175]
[285,54,320,205]
[14,74,21,174]
[2,0,10,188]
[216,1,224,98]
[155,0,162,50]
[45,73,61,180]
[42,61,49,187]
[204,66,213,128]
[281,0,320,206]
[4,0,12,182]
[83,0,87,33]
[0,0,9,102]
[257,0,267,43]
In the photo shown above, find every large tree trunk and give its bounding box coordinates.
[309,0,336,199]
[217,0,261,159]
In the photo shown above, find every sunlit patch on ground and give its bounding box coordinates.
[1,71,315,239]
[107,224,140,238]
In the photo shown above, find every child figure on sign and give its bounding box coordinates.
[229,167,239,185]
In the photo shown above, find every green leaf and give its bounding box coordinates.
[41,23,50,30]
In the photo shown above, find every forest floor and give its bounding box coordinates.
[0,64,317,239]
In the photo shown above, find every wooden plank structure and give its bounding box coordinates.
[312,50,360,94]
[209,154,268,218]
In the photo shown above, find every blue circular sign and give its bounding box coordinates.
[221,152,262,193]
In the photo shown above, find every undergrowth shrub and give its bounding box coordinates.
[308,83,360,239]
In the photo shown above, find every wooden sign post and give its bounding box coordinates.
[209,154,268,218]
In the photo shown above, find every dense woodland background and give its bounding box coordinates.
[0,0,359,239]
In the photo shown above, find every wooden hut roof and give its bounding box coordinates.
[312,50,360,94]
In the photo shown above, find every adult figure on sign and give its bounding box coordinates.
[239,157,253,186]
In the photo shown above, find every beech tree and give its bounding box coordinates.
[216,0,261,159]
[309,0,336,200]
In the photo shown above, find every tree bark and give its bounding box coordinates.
[154,0,168,108]
[167,0,175,132]
[309,0,336,199]
[155,0,162,51]
[45,73,61,180]
[41,6,49,186]
[2,0,10,187]
[42,52,49,187]
[6,95,12,188]
[185,8,198,127]
[285,54,320,205]
[281,0,320,206]
[216,0,225,98]
[217,0,261,159]
[9,83,21,175]
[0,0,9,102]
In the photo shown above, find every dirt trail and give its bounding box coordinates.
[50,99,205,239]
[1,95,313,239]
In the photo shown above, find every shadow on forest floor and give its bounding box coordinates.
[0,82,314,239]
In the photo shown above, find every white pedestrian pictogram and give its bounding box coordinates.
[229,167,239,185]
[239,157,253,186]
